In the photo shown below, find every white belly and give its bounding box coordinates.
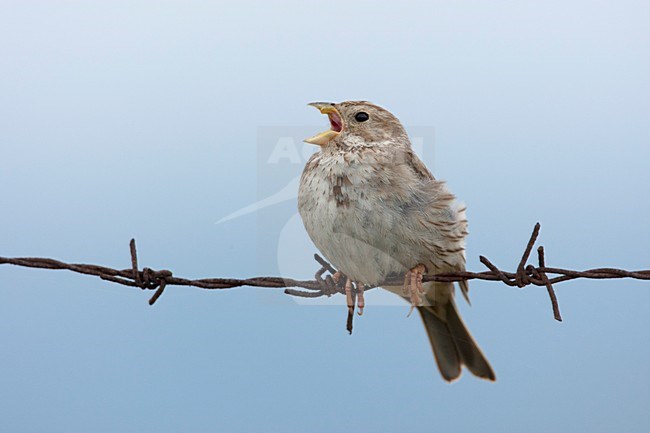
[298,149,467,286]
[298,156,416,285]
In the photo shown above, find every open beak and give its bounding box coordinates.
[304,102,344,146]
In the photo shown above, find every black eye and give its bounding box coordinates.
[354,112,369,122]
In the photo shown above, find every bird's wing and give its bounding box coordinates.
[404,149,435,181]
[401,148,471,303]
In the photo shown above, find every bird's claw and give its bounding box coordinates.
[356,284,365,316]
[345,278,354,314]
[314,264,366,332]
[404,264,426,317]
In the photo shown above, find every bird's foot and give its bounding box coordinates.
[345,278,355,315]
[343,278,366,334]
[345,278,356,334]
[315,266,364,333]
[403,264,427,317]
[343,278,365,316]
[357,284,365,316]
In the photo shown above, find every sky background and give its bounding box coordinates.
[1,1,649,432]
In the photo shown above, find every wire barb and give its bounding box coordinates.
[516,222,541,287]
[537,246,562,321]
[129,239,141,286]
[1,224,649,321]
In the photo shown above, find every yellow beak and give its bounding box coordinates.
[304,102,343,146]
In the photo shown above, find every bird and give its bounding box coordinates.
[297,101,495,382]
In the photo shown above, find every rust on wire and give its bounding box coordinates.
[537,246,562,321]
[1,224,649,320]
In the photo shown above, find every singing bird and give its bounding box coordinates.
[297,101,495,381]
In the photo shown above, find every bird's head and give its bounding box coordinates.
[304,101,408,148]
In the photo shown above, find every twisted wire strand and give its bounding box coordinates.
[2,224,648,321]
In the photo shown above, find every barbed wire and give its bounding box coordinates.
[1,224,648,325]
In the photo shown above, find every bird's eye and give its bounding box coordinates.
[354,112,369,122]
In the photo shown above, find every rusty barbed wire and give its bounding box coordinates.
[1,224,649,324]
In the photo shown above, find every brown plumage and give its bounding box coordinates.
[298,101,495,382]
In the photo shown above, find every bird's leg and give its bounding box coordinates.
[345,278,358,334]
[345,278,355,315]
[404,264,427,317]
[357,284,365,316]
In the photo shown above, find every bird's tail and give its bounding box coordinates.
[417,282,495,382]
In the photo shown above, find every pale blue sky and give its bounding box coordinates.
[1,1,649,432]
